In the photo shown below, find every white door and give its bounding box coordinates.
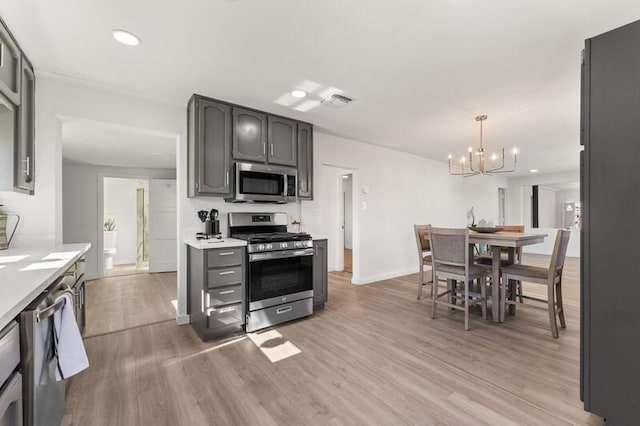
[148,179,177,272]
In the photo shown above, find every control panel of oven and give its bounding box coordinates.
[248,239,313,253]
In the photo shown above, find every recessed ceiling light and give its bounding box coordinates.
[291,90,307,98]
[530,169,539,173]
[112,29,142,46]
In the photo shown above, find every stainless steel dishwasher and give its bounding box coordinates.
[20,283,69,426]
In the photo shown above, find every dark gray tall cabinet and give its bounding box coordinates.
[581,20,640,424]
[188,96,232,197]
[312,239,328,310]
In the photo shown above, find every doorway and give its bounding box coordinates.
[103,177,149,277]
[341,173,353,274]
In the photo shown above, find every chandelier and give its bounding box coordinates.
[448,115,517,177]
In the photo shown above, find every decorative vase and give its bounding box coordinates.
[0,213,20,250]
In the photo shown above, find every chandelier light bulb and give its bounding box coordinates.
[448,154,452,160]
[460,157,466,163]
[512,148,518,155]
[491,153,498,161]
[468,147,473,153]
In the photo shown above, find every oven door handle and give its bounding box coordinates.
[249,248,314,262]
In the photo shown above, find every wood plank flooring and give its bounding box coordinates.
[344,249,353,273]
[84,271,176,337]
[64,255,602,425]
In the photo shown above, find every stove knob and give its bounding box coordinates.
[257,244,265,251]
[295,241,303,248]
[281,242,288,249]
[266,244,273,250]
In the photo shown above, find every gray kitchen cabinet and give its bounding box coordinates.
[188,96,232,197]
[268,116,297,167]
[232,108,267,163]
[15,58,34,194]
[188,245,246,341]
[297,122,313,199]
[0,19,21,106]
[313,239,328,310]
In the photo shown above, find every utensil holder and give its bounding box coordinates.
[0,213,20,250]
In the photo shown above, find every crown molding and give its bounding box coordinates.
[34,68,185,107]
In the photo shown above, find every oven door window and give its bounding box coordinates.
[239,171,284,196]
[249,255,313,301]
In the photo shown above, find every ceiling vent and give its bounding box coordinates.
[321,93,354,109]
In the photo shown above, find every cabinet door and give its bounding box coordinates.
[313,240,328,309]
[197,99,232,194]
[268,116,297,167]
[233,108,267,163]
[0,20,20,105]
[15,59,34,193]
[297,123,313,199]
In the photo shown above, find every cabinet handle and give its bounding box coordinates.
[276,306,292,315]
[270,144,274,156]
[226,171,229,186]
[262,142,266,155]
[219,270,235,275]
[216,306,236,314]
[23,156,30,176]
[218,252,235,256]
[219,289,235,295]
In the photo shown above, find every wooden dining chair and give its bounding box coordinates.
[500,229,571,337]
[429,227,488,330]
[414,224,433,299]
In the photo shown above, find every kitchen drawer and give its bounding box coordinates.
[206,303,243,329]
[207,266,243,288]
[0,321,19,387]
[207,248,244,268]
[208,285,243,307]
[246,298,313,332]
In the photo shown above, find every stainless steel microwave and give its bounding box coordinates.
[227,162,297,203]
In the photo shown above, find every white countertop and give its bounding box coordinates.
[184,236,247,250]
[0,243,91,331]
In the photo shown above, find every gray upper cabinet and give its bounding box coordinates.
[15,58,34,193]
[232,108,267,163]
[268,116,297,167]
[188,96,232,197]
[297,123,313,199]
[0,20,21,106]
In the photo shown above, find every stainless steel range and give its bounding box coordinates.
[229,212,313,332]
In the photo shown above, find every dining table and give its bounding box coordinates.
[469,230,547,322]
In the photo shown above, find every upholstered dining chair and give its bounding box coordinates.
[414,224,432,299]
[500,229,571,338]
[429,227,488,330]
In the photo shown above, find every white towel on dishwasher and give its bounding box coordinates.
[53,291,89,380]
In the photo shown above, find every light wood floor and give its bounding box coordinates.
[84,272,176,337]
[104,263,149,278]
[344,248,353,273]
[64,255,601,425]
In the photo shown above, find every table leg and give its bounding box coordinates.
[508,248,517,316]
[492,248,501,322]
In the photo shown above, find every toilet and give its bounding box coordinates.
[103,231,118,270]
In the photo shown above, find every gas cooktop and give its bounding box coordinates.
[233,232,311,243]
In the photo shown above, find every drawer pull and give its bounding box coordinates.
[276,306,292,315]
[218,252,235,256]
[219,271,235,276]
[219,290,235,295]
[217,307,236,314]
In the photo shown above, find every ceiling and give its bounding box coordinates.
[3,0,640,176]
[62,119,176,169]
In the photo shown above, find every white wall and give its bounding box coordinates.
[103,177,140,266]
[538,186,557,228]
[343,175,353,250]
[300,133,508,284]
[63,162,176,278]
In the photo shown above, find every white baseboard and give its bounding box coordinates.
[175,314,190,325]
[351,267,419,285]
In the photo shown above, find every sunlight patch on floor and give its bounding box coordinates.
[247,329,302,363]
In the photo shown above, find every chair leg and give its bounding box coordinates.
[556,279,566,329]
[430,274,438,319]
[464,280,470,331]
[417,263,424,300]
[481,277,487,320]
[517,281,524,303]
[500,274,507,323]
[547,281,559,338]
